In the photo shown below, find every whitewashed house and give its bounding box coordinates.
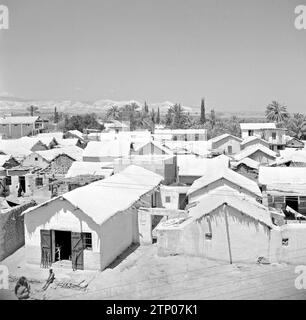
[23,165,163,271]
[240,136,270,150]
[234,145,277,165]
[65,161,114,179]
[187,166,262,203]
[154,129,207,142]
[240,123,286,151]
[209,134,242,155]
[131,140,172,156]
[82,139,130,162]
[259,167,306,216]
[157,186,273,263]
[177,154,230,185]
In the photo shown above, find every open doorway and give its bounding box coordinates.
[151,215,164,243]
[286,196,299,212]
[53,230,72,262]
[18,176,26,196]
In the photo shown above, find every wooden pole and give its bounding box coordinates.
[224,204,233,264]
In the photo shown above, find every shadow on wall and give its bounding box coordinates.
[0,201,36,261]
[106,243,140,269]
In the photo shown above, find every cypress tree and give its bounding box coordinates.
[156,107,160,124]
[200,98,206,124]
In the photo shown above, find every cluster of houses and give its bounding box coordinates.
[1,117,306,271]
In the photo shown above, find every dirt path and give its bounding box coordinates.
[2,245,306,300]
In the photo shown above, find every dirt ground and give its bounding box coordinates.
[2,244,306,300]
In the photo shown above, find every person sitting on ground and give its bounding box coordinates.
[42,268,55,291]
[15,276,31,300]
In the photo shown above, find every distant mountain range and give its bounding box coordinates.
[0,96,265,119]
[0,98,193,116]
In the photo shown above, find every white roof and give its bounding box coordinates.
[234,145,277,161]
[240,123,276,130]
[210,133,242,144]
[236,157,260,170]
[67,130,83,139]
[36,132,64,140]
[0,116,39,125]
[188,186,272,227]
[65,161,114,178]
[83,140,130,158]
[259,167,306,185]
[177,154,229,176]
[154,129,207,135]
[24,165,163,225]
[259,167,306,195]
[240,136,269,146]
[163,140,212,156]
[57,138,79,147]
[187,166,262,198]
[275,150,306,165]
[0,140,32,160]
[35,146,83,162]
[133,140,173,155]
[0,154,14,167]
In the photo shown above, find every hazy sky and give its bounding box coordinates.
[0,0,306,112]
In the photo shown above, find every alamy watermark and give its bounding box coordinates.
[295,265,306,290]
[0,4,9,30]
[0,265,9,290]
[295,5,306,30]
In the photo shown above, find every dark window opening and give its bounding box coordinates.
[286,196,299,212]
[5,176,11,186]
[35,177,43,186]
[282,238,289,246]
[248,130,254,136]
[205,233,212,240]
[82,232,92,250]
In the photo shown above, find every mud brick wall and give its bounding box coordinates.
[0,201,36,261]
[43,154,75,176]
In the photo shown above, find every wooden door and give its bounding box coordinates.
[71,232,84,270]
[40,229,52,268]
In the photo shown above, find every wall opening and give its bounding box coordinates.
[53,230,72,262]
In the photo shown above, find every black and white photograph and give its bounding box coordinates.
[1,0,306,304]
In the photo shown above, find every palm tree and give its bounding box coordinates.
[265,101,289,124]
[106,105,120,120]
[287,113,306,139]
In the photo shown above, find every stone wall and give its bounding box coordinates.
[0,200,36,261]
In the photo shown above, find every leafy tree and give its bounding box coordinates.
[210,109,216,127]
[265,101,289,124]
[27,105,39,116]
[106,105,121,121]
[286,113,306,139]
[165,104,192,129]
[200,98,206,124]
[144,101,149,114]
[64,113,104,132]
